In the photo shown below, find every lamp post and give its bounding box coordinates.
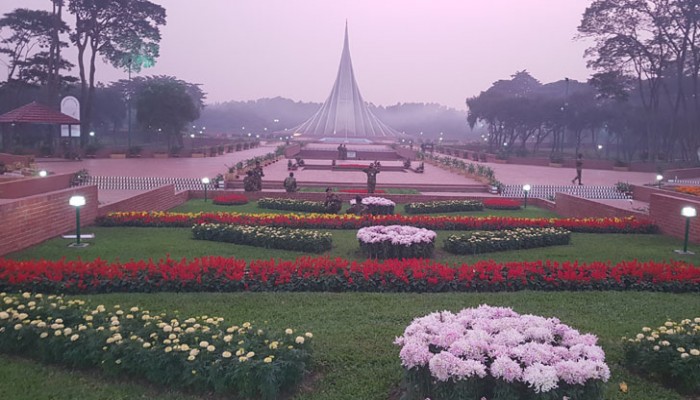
[202,177,210,202]
[39,170,47,177]
[127,57,132,150]
[69,195,86,247]
[523,184,531,209]
[656,174,663,188]
[675,206,697,254]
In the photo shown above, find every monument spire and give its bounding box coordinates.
[288,23,402,139]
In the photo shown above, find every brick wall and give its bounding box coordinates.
[394,146,417,160]
[554,192,643,218]
[664,167,700,180]
[284,144,301,158]
[0,185,98,256]
[649,193,700,244]
[0,153,34,168]
[0,173,73,198]
[632,184,700,203]
[97,185,189,216]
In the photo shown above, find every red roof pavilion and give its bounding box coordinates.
[0,101,79,125]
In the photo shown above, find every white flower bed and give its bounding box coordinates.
[350,196,395,215]
[357,225,436,259]
[395,305,610,399]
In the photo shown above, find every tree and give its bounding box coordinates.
[67,0,166,146]
[134,76,200,149]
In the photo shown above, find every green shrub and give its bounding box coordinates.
[443,227,571,255]
[258,198,326,213]
[192,223,332,253]
[404,200,484,214]
[623,318,700,394]
[0,292,313,399]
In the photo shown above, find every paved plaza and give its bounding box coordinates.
[34,143,660,210]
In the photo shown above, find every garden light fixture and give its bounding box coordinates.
[202,177,210,202]
[68,195,88,248]
[675,206,697,255]
[523,184,531,209]
[656,174,663,188]
[39,170,47,177]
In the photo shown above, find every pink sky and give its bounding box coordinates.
[1,0,593,109]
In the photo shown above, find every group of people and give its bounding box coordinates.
[243,161,265,192]
[323,189,368,215]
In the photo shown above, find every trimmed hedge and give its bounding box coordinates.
[192,223,332,253]
[443,227,571,255]
[404,200,484,214]
[257,198,326,213]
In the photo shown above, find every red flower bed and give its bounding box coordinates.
[483,198,521,210]
[0,256,697,293]
[339,189,386,194]
[212,194,249,205]
[335,164,371,169]
[96,212,658,234]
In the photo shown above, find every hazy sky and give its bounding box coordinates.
[1,0,593,109]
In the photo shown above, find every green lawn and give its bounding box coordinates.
[2,203,699,400]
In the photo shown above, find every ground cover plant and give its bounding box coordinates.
[622,317,700,394]
[192,224,332,253]
[443,227,571,255]
[0,292,313,399]
[257,197,327,213]
[395,305,610,399]
[483,198,522,210]
[211,194,249,205]
[404,199,484,214]
[357,225,436,259]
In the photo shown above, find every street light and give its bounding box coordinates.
[656,174,663,188]
[69,195,87,248]
[674,207,697,254]
[202,177,210,202]
[127,57,132,150]
[523,184,531,209]
[39,170,47,177]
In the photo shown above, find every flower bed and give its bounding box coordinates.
[622,318,700,394]
[395,305,610,399]
[96,212,658,234]
[674,186,700,197]
[1,257,698,294]
[258,198,326,213]
[192,224,332,253]
[0,292,313,399]
[350,196,395,215]
[404,200,483,214]
[483,198,522,210]
[357,225,436,259]
[212,194,249,206]
[443,227,571,255]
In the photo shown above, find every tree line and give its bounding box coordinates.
[469,0,700,162]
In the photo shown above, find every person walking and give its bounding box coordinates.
[572,153,583,185]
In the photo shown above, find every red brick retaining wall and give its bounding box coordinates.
[649,193,700,244]
[97,185,189,216]
[0,173,73,199]
[0,185,98,256]
[554,193,642,219]
[664,167,700,180]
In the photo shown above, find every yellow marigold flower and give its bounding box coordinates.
[143,342,152,349]
[246,351,255,358]
[285,328,293,335]
[295,336,305,344]
[222,351,232,358]
[40,332,48,339]
[677,347,686,353]
[199,341,209,348]
[207,345,215,352]
[14,324,22,330]
[681,353,689,359]
[305,332,313,338]
[187,355,195,361]
[264,357,273,363]
[71,334,79,342]
[689,349,699,356]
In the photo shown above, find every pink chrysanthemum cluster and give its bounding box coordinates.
[395,305,610,393]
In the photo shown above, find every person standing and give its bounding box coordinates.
[252,160,264,191]
[572,153,583,185]
[363,163,380,194]
[283,172,298,192]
